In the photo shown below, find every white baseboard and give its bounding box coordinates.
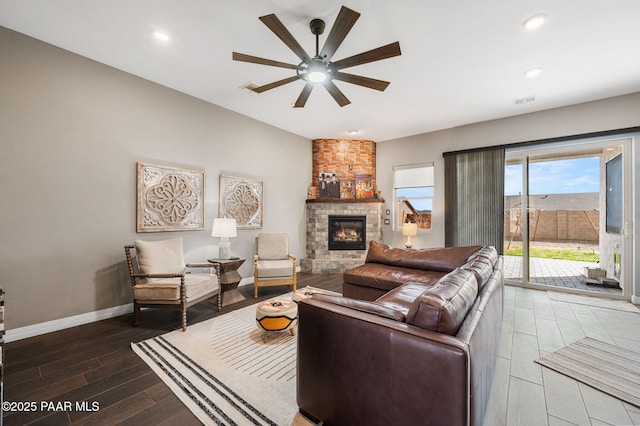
[632,295,640,305]
[4,303,133,343]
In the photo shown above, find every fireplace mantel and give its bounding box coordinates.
[301,201,383,274]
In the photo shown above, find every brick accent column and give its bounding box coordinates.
[311,139,376,190]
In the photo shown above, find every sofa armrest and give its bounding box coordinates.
[297,298,471,426]
[311,294,406,322]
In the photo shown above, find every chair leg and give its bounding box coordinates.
[217,291,222,311]
[181,305,187,332]
[254,285,259,299]
[133,301,140,327]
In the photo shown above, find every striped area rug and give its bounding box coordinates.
[535,337,640,407]
[132,294,315,426]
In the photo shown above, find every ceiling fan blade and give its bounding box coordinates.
[333,71,390,91]
[324,80,351,107]
[259,13,310,62]
[294,82,314,108]
[319,6,360,61]
[232,52,299,70]
[332,41,402,70]
[252,75,301,93]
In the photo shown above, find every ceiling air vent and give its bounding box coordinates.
[515,95,536,105]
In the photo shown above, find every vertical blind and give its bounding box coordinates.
[444,148,505,252]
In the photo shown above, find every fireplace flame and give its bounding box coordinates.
[333,227,361,243]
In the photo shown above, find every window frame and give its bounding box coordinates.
[393,162,435,231]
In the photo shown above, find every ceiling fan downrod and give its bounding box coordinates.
[309,18,325,59]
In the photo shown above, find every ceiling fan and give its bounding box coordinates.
[232,5,401,107]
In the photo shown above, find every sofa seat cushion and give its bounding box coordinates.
[406,268,478,335]
[344,263,446,293]
[375,283,431,318]
[133,273,218,302]
[365,241,482,273]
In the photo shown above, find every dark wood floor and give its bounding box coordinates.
[3,273,343,425]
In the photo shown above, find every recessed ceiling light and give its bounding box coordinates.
[347,129,360,135]
[525,67,543,78]
[523,13,548,31]
[152,30,171,43]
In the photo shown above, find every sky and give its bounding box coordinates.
[505,157,600,196]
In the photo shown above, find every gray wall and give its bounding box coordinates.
[377,92,640,298]
[0,27,311,331]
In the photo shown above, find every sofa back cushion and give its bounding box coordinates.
[365,241,482,273]
[462,246,498,290]
[467,246,498,266]
[406,268,478,335]
[461,258,494,290]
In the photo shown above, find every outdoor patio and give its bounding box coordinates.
[503,255,623,296]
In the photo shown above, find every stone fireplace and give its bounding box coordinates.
[301,200,383,273]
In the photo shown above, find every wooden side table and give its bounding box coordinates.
[208,258,246,307]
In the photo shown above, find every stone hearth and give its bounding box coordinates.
[301,200,383,273]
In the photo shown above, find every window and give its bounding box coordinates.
[393,163,434,229]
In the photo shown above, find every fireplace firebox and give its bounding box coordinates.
[328,216,366,250]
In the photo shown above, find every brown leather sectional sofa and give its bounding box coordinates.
[297,241,504,426]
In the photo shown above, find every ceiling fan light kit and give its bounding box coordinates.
[232,5,401,107]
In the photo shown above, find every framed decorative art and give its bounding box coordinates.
[318,172,340,198]
[136,162,205,232]
[219,175,263,229]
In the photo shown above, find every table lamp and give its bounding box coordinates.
[402,222,418,248]
[211,218,237,259]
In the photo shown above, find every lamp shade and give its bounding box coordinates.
[211,218,237,238]
[402,222,418,237]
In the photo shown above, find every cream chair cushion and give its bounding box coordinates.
[133,274,217,302]
[256,260,294,278]
[133,237,218,301]
[257,233,289,260]
[135,237,186,283]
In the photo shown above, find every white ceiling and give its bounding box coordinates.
[2,0,640,142]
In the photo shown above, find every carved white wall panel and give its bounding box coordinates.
[219,175,263,229]
[137,162,205,232]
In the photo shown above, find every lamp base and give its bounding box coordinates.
[404,236,414,249]
[218,240,231,260]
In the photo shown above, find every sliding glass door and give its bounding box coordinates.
[504,137,632,298]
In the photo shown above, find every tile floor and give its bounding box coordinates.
[484,285,640,426]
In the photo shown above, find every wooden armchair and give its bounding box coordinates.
[253,233,297,298]
[124,237,221,331]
